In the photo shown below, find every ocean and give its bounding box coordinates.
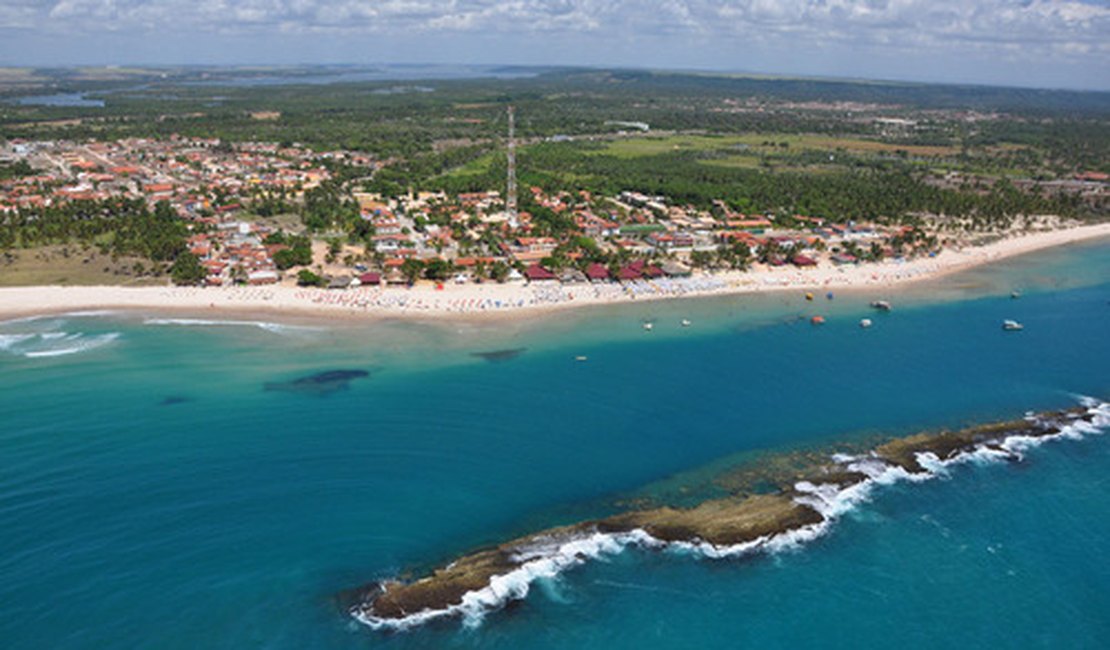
[1,239,1108,649]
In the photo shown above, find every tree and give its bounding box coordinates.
[690,250,713,269]
[170,252,206,286]
[296,269,326,287]
[423,258,454,281]
[400,258,424,284]
[488,261,510,283]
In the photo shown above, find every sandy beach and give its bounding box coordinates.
[2,223,1108,323]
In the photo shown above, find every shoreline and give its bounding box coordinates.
[2,223,1108,324]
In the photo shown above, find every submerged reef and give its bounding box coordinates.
[471,348,527,363]
[264,369,369,395]
[347,401,1108,630]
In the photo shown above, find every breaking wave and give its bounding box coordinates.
[0,331,121,358]
[142,318,319,334]
[352,398,1110,632]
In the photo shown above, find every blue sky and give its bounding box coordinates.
[1,1,1108,90]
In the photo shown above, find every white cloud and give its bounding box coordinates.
[20,1,1105,46]
[1,1,1106,83]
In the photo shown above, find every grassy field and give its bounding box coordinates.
[440,152,497,178]
[593,133,961,158]
[0,246,166,286]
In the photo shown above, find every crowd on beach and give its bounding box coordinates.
[131,231,1097,318]
[2,223,1106,322]
[285,275,734,314]
[147,273,738,315]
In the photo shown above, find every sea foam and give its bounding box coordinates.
[143,318,318,334]
[19,332,121,358]
[351,399,1110,632]
[0,329,121,358]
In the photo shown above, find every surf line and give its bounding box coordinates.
[346,398,1110,631]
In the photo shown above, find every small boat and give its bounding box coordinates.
[860,318,873,328]
[1011,291,1021,299]
[810,316,826,325]
[805,292,814,301]
[575,355,588,362]
[870,300,892,311]
[1002,319,1024,331]
[680,319,692,327]
[642,322,654,331]
[826,292,834,300]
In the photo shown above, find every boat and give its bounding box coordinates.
[575,355,588,362]
[870,300,892,311]
[642,322,654,331]
[681,319,692,327]
[826,292,834,300]
[860,318,873,328]
[1002,319,1024,331]
[805,292,814,301]
[1011,291,1021,299]
[810,316,826,325]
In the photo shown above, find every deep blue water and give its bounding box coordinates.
[1,241,1108,649]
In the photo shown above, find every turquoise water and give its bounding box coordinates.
[1,241,1108,649]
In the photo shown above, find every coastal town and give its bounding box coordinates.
[1,135,970,291]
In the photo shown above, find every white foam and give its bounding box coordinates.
[20,332,120,358]
[143,318,318,334]
[353,529,657,631]
[0,333,36,351]
[59,310,118,318]
[353,398,1110,632]
[0,311,116,327]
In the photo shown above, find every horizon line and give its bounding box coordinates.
[1,61,1108,95]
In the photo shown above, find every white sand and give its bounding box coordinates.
[2,223,1108,323]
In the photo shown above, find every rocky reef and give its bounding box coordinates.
[471,348,527,363]
[264,369,369,395]
[348,403,1106,630]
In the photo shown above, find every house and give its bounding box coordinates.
[660,261,692,277]
[248,269,279,285]
[585,262,610,282]
[524,264,558,282]
[647,231,695,250]
[559,268,588,284]
[617,265,642,281]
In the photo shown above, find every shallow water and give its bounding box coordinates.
[0,240,1108,648]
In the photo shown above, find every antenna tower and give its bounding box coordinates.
[506,105,518,228]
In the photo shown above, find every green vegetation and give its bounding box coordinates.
[1,66,1107,274]
[0,198,191,271]
[296,268,325,287]
[266,231,313,269]
[0,160,35,179]
[170,251,205,285]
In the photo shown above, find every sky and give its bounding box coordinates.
[0,1,1108,91]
